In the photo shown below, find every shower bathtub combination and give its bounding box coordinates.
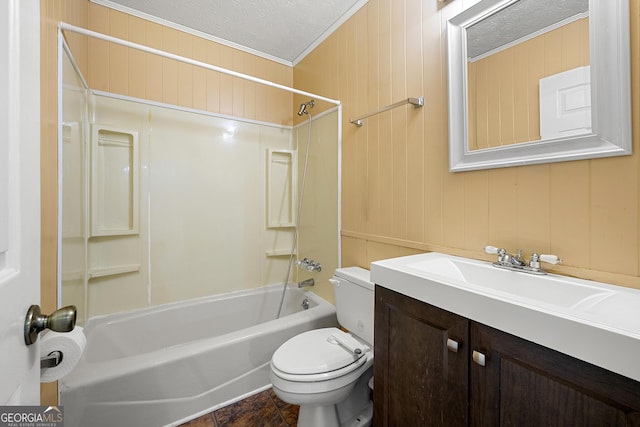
[60,284,337,427]
[57,22,342,427]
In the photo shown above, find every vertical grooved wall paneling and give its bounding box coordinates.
[294,0,640,289]
[83,3,292,125]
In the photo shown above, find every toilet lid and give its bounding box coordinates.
[272,327,368,376]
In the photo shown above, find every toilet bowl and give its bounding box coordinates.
[270,267,374,427]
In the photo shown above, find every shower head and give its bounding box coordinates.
[297,100,315,116]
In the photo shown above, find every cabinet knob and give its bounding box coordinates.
[472,350,486,366]
[446,338,459,353]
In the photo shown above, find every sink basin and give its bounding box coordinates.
[371,252,640,382]
[405,256,614,310]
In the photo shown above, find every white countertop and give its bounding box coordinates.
[371,252,640,382]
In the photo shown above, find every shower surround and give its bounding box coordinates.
[61,83,339,321]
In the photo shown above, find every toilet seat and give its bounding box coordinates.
[271,327,370,382]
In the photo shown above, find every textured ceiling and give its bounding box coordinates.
[466,0,588,60]
[92,0,368,66]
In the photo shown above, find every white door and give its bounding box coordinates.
[539,65,592,140]
[0,0,42,404]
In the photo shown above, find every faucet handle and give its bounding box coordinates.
[485,246,509,264]
[484,246,500,254]
[529,253,541,269]
[539,254,562,265]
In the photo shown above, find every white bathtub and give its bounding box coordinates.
[60,284,337,427]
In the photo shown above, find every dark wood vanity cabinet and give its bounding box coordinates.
[373,285,469,426]
[471,321,640,426]
[374,286,640,426]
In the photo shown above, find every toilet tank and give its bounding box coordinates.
[331,267,374,345]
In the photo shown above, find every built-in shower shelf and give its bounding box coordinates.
[265,249,295,257]
[267,149,296,229]
[91,125,139,237]
[88,264,141,279]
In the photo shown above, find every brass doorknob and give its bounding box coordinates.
[24,305,77,345]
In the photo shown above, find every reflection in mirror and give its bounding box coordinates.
[447,0,631,172]
[466,0,589,151]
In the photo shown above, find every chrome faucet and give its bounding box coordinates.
[484,246,561,275]
[510,249,526,267]
[495,247,524,266]
[296,258,322,272]
[298,278,315,288]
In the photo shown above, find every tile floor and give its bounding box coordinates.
[179,388,299,427]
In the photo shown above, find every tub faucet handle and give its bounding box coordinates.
[296,257,322,272]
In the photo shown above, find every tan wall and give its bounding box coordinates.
[294,0,640,289]
[84,3,293,125]
[467,17,589,150]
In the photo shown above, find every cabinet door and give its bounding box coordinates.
[470,322,640,426]
[374,286,469,426]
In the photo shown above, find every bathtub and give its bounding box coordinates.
[59,284,337,427]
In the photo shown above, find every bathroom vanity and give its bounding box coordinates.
[371,253,640,426]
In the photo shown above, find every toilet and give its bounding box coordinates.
[270,267,374,427]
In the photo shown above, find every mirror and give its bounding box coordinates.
[447,0,631,172]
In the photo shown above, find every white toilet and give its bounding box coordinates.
[270,267,374,427]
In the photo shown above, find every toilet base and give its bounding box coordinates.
[290,367,373,427]
[297,404,340,427]
[296,400,372,427]
[340,401,373,427]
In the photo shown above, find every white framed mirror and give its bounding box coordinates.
[447,0,631,172]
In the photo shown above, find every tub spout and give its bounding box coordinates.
[298,278,314,288]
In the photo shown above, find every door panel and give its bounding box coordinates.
[470,322,640,426]
[374,286,469,426]
[0,0,41,405]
